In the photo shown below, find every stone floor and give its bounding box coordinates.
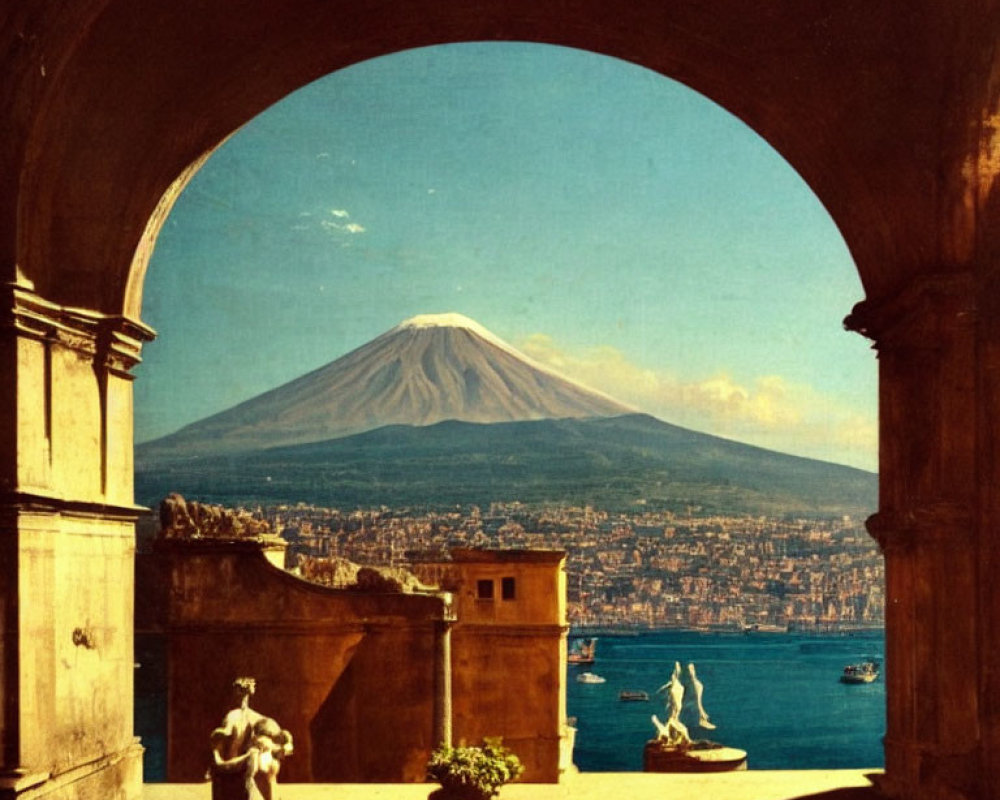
[144,769,882,800]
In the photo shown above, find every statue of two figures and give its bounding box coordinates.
[651,661,716,746]
[209,677,293,800]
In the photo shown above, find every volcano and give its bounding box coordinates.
[137,313,632,460]
[135,314,877,514]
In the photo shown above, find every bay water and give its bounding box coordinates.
[568,629,885,771]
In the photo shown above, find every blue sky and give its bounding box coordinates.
[136,42,877,471]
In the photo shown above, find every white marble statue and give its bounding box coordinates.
[687,662,716,730]
[652,661,691,745]
[209,677,293,800]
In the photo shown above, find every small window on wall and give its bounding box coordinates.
[477,579,494,600]
[501,576,516,600]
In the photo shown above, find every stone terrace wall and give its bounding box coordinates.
[150,539,447,783]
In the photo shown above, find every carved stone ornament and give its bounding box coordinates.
[159,494,274,540]
[865,503,973,554]
[2,282,154,376]
[843,272,974,352]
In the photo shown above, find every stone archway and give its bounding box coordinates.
[4,3,1000,799]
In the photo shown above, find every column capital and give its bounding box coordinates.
[866,503,973,554]
[1,282,155,376]
[844,272,975,351]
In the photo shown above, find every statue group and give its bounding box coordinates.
[645,661,747,772]
[650,661,716,746]
[209,677,294,800]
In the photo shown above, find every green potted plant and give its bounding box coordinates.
[426,737,524,800]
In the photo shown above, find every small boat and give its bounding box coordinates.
[576,671,606,684]
[619,690,650,702]
[743,623,788,634]
[840,660,880,683]
[568,637,597,665]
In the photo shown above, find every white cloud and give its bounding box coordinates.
[319,219,366,235]
[314,208,365,236]
[517,333,878,471]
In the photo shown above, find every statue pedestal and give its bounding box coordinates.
[210,770,249,800]
[643,740,747,773]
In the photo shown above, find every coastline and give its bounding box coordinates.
[569,624,886,637]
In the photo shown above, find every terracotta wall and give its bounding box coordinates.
[150,543,569,784]
[416,549,569,782]
[153,540,445,783]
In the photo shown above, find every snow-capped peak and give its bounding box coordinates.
[398,312,492,335]
[395,313,529,361]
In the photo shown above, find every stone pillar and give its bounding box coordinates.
[433,594,455,748]
[976,254,1000,800]
[846,274,981,800]
[0,281,152,799]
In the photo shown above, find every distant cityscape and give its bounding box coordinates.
[253,502,884,632]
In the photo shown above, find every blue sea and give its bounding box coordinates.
[136,629,885,779]
[567,630,885,771]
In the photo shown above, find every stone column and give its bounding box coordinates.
[0,281,152,799]
[433,593,455,749]
[976,252,1000,800]
[846,274,981,800]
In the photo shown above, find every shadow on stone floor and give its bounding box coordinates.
[788,780,883,800]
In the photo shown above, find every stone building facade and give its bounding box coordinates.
[139,535,569,784]
[413,548,570,780]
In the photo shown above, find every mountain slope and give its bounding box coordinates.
[135,413,877,515]
[138,313,631,460]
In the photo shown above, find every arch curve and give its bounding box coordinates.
[13,0,989,319]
